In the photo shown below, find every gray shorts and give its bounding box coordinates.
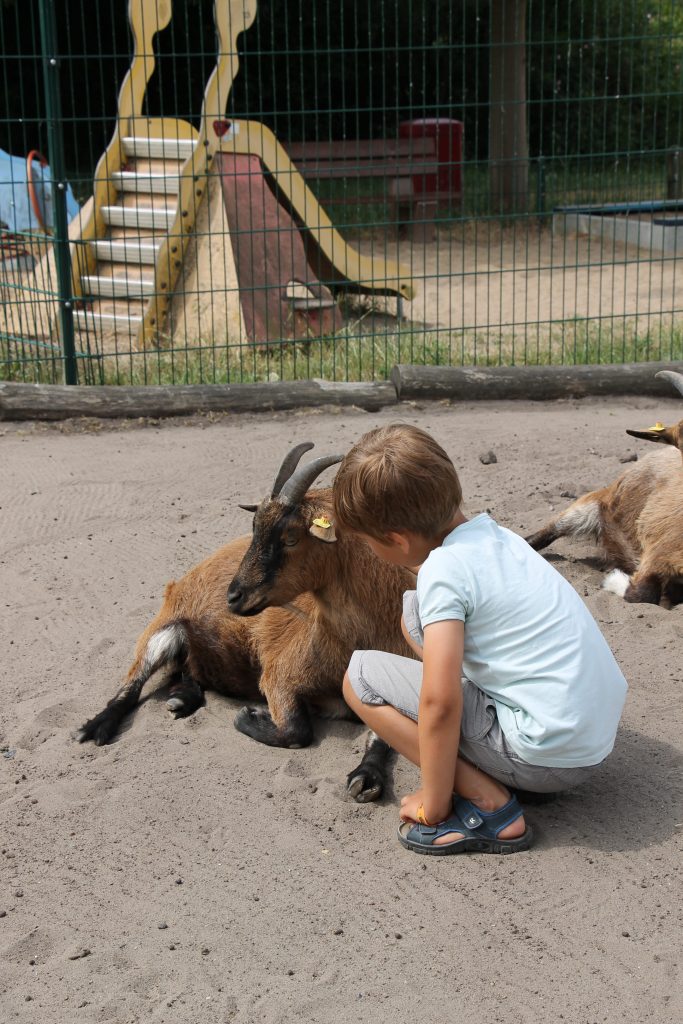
[347,591,599,794]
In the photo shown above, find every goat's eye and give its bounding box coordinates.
[282,534,299,548]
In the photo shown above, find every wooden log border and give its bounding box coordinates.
[1,361,682,421]
[391,361,683,401]
[0,379,396,421]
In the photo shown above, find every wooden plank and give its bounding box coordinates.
[285,138,436,160]
[0,380,397,421]
[283,160,440,180]
[391,362,683,401]
[320,189,461,207]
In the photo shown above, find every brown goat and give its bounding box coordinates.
[77,443,416,801]
[526,369,683,605]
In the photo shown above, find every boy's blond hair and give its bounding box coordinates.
[333,424,463,541]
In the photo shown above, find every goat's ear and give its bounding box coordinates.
[238,503,259,513]
[626,423,678,446]
[308,514,337,543]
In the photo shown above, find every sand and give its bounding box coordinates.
[1,396,682,1023]
[361,223,682,352]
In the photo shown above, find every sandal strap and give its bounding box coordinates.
[453,795,523,838]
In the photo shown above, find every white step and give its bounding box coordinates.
[90,239,161,265]
[74,310,142,333]
[81,274,155,299]
[122,136,197,161]
[112,171,181,195]
[101,205,176,230]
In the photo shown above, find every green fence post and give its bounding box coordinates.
[536,157,546,219]
[37,0,78,385]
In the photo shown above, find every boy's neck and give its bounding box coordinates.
[433,508,468,548]
[405,509,468,567]
[444,508,468,534]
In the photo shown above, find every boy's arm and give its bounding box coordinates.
[409,619,464,824]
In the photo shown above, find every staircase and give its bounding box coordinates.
[68,0,260,354]
[75,134,197,349]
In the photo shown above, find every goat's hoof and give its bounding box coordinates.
[234,706,313,748]
[346,764,384,803]
[234,705,277,744]
[166,679,204,718]
[75,710,119,746]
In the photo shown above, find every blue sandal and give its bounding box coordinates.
[397,795,533,856]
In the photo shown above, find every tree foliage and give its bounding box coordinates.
[0,0,680,174]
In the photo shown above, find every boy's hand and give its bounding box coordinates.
[399,790,424,823]
[400,789,452,826]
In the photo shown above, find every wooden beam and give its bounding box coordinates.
[0,380,396,421]
[391,362,683,401]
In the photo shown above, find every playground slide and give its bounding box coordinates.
[214,120,415,302]
[66,0,413,351]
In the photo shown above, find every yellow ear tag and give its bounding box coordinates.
[647,422,666,431]
[312,516,332,529]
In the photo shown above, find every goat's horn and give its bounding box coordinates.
[271,442,315,497]
[655,369,683,396]
[278,454,344,506]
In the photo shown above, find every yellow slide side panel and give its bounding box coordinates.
[213,120,414,301]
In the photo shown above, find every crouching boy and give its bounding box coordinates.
[333,424,627,855]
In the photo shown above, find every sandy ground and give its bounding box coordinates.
[360,223,682,348]
[1,397,682,1024]
[3,221,681,358]
[419,224,682,334]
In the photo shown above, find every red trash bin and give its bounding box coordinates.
[398,118,464,199]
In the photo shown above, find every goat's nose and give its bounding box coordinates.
[227,582,243,610]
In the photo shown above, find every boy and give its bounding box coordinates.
[333,424,627,855]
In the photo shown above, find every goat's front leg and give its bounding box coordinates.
[346,731,392,802]
[233,673,314,748]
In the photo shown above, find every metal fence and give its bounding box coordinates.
[1,0,682,386]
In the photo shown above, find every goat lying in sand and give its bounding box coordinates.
[77,443,416,801]
[526,369,683,606]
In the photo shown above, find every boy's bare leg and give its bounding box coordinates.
[342,673,526,844]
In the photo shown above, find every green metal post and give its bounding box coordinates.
[37,0,78,385]
[536,157,546,219]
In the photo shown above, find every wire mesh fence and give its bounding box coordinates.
[1,0,682,387]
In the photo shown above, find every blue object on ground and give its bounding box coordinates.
[0,148,80,233]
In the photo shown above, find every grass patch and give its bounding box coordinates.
[4,315,681,387]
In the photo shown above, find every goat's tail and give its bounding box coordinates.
[76,621,188,746]
[135,622,187,680]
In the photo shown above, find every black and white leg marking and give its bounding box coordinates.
[346,730,392,803]
[77,623,186,745]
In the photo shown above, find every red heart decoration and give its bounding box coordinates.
[212,119,232,138]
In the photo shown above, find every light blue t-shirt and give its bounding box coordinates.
[417,514,627,768]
